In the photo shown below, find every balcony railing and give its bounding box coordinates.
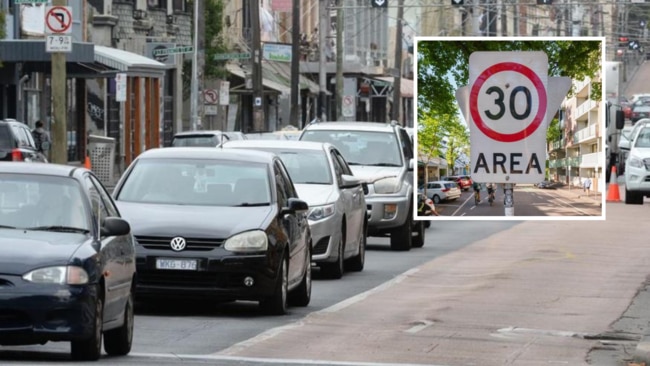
[575,99,597,121]
[580,152,601,168]
[551,138,565,151]
[548,158,565,168]
[574,123,598,144]
[566,156,582,167]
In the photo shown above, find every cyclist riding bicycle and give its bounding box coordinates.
[472,181,481,202]
[486,182,496,204]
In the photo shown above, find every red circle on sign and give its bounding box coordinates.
[469,62,547,143]
[46,6,72,33]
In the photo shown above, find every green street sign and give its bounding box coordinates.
[153,46,194,56]
[14,0,48,3]
[214,52,251,61]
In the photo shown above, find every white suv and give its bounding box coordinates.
[624,123,650,204]
[300,121,423,251]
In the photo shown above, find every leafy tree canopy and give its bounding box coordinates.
[417,40,602,116]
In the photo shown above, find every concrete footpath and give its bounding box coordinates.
[216,202,650,366]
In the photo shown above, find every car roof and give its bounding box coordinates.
[0,162,85,177]
[302,121,398,132]
[222,139,330,152]
[0,119,28,126]
[173,130,226,137]
[136,147,277,164]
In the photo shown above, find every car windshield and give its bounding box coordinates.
[634,128,650,148]
[0,174,89,231]
[300,130,402,166]
[116,158,272,206]
[172,135,224,147]
[248,148,332,185]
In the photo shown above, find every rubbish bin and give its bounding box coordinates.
[87,135,116,186]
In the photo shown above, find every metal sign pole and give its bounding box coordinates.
[504,183,514,216]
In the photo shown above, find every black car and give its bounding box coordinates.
[0,163,136,360]
[0,119,48,162]
[112,147,312,315]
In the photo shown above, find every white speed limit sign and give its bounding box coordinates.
[457,51,570,184]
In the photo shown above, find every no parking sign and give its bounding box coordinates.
[456,51,571,184]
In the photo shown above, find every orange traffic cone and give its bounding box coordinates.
[84,156,92,170]
[606,166,621,202]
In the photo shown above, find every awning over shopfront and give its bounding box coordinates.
[375,76,414,98]
[226,61,322,96]
[94,45,168,77]
[0,39,116,79]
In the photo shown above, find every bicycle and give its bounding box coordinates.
[474,190,480,205]
[488,189,495,206]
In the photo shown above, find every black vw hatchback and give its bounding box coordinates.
[112,147,312,315]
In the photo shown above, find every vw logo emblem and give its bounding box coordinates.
[170,237,186,251]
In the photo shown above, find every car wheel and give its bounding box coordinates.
[390,211,412,251]
[625,187,644,204]
[289,244,311,307]
[412,220,425,248]
[424,221,431,228]
[432,195,441,204]
[346,223,366,272]
[321,231,344,279]
[260,256,288,315]
[71,296,103,361]
[104,291,134,356]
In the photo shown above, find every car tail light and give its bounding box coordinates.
[441,188,449,192]
[11,149,23,161]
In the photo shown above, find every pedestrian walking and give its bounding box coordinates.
[31,120,51,154]
[583,176,592,194]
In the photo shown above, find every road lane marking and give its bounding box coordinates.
[404,320,434,334]
[451,192,476,216]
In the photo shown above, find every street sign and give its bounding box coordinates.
[15,0,48,3]
[219,81,230,105]
[45,6,72,34]
[205,105,218,116]
[146,43,177,65]
[370,0,387,7]
[342,95,355,117]
[214,52,251,61]
[46,35,72,53]
[152,46,194,56]
[455,51,571,184]
[451,0,464,5]
[115,73,127,102]
[204,89,218,105]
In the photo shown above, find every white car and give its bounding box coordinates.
[417,181,462,204]
[624,123,650,204]
[221,139,368,279]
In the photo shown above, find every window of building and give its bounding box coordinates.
[173,0,187,12]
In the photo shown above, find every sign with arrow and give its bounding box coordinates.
[455,51,571,184]
[45,6,72,34]
[370,0,387,8]
[451,0,464,5]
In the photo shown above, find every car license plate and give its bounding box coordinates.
[155,258,198,271]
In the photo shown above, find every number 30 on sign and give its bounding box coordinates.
[46,35,72,53]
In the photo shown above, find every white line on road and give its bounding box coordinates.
[404,320,435,334]
[451,192,476,216]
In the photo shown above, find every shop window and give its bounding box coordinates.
[173,0,187,12]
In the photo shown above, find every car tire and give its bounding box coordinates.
[321,232,344,279]
[625,187,644,204]
[104,291,134,356]
[289,244,311,307]
[71,296,103,361]
[346,224,366,272]
[424,221,431,228]
[390,212,412,251]
[432,195,441,204]
[260,256,288,315]
[412,221,425,248]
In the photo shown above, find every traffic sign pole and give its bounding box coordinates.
[48,2,71,164]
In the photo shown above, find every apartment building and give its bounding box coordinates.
[548,75,604,193]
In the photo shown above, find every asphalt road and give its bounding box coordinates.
[0,220,520,365]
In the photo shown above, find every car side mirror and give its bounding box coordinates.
[408,158,414,171]
[281,197,309,215]
[101,217,131,237]
[41,141,51,151]
[616,110,625,130]
[340,174,360,188]
[361,183,369,195]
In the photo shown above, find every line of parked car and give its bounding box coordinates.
[0,120,426,360]
[417,175,472,204]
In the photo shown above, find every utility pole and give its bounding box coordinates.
[318,0,328,121]
[251,0,265,131]
[290,0,300,128]
[391,0,404,123]
[190,0,199,130]
[51,0,68,164]
[335,0,344,120]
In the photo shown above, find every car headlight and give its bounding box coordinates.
[628,155,645,169]
[308,203,336,221]
[23,266,89,285]
[374,177,401,194]
[224,230,268,252]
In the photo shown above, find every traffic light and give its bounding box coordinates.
[619,36,629,49]
[629,40,640,50]
[536,0,552,4]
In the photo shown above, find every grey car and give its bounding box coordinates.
[222,140,367,279]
